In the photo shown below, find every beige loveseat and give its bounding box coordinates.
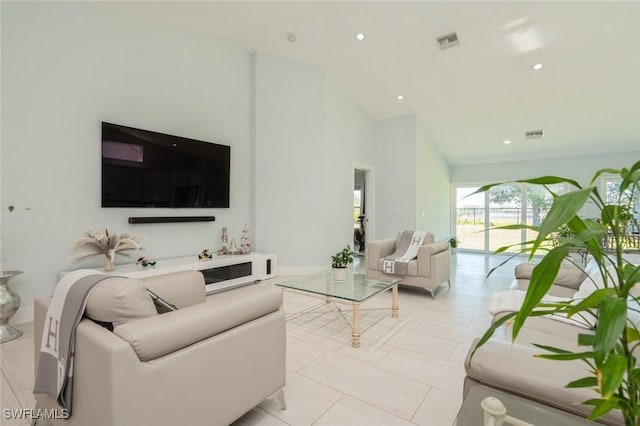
[365,232,451,297]
[33,270,286,426]
[464,260,628,425]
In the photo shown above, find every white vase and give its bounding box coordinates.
[333,267,346,281]
[104,254,115,272]
[0,271,23,343]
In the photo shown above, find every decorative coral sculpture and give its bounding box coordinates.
[72,227,141,271]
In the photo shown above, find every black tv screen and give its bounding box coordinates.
[101,122,230,208]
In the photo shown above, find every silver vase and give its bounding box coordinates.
[0,271,24,343]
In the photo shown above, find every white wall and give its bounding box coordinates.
[374,115,418,238]
[253,53,326,268]
[450,151,639,185]
[253,53,375,270]
[416,121,451,240]
[373,115,452,240]
[324,74,376,250]
[1,3,252,320]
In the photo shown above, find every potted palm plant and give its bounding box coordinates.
[331,245,354,281]
[472,161,640,425]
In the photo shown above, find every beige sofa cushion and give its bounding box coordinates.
[114,283,283,361]
[466,337,622,424]
[514,262,586,290]
[85,277,158,327]
[142,270,206,309]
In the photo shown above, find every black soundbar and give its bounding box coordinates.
[128,216,216,224]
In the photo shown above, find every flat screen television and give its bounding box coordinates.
[101,122,230,208]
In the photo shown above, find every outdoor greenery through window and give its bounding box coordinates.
[455,183,565,252]
[353,189,362,228]
[604,178,639,234]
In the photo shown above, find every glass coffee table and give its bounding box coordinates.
[275,270,400,348]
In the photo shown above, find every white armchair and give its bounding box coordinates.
[365,232,451,298]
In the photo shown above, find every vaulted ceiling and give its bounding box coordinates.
[103,1,640,165]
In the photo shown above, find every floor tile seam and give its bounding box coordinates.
[374,352,454,392]
[326,391,425,425]
[409,321,478,346]
[325,339,396,367]
[427,383,464,400]
[409,385,435,425]
[295,350,432,406]
[446,343,471,363]
[287,314,350,333]
[379,345,464,374]
[290,371,354,412]
[285,339,330,362]
[1,368,22,409]
[254,406,293,426]
[390,329,461,355]
[309,393,345,426]
[373,343,398,368]
[287,338,351,354]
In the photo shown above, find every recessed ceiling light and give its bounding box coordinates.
[396,95,404,100]
[531,63,544,71]
[503,140,511,144]
[355,33,366,41]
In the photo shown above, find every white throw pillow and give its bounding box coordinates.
[85,277,158,327]
[573,265,620,300]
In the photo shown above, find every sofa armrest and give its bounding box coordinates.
[417,242,450,277]
[114,283,282,361]
[366,238,397,272]
[515,262,586,290]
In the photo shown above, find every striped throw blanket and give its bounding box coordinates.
[382,231,427,276]
[33,270,113,414]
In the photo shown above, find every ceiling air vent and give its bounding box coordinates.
[436,32,459,49]
[525,129,544,140]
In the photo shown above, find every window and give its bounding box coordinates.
[454,183,566,252]
[602,176,639,234]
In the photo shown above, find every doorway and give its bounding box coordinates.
[353,167,371,255]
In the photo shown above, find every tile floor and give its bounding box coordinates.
[0,252,525,426]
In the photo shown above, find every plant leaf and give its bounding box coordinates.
[594,297,627,363]
[535,351,593,361]
[599,354,626,398]
[589,168,622,186]
[626,327,640,343]
[531,343,571,354]
[516,175,582,188]
[532,188,594,254]
[566,376,598,388]
[578,333,595,346]
[623,264,640,294]
[512,245,570,339]
[587,397,620,421]
[619,160,640,193]
[568,288,616,315]
[468,311,519,359]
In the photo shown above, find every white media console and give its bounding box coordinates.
[91,252,277,294]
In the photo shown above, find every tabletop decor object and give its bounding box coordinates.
[72,227,141,272]
[331,245,354,281]
[0,270,24,343]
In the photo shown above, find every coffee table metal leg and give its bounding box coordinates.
[352,303,361,348]
[391,284,399,318]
